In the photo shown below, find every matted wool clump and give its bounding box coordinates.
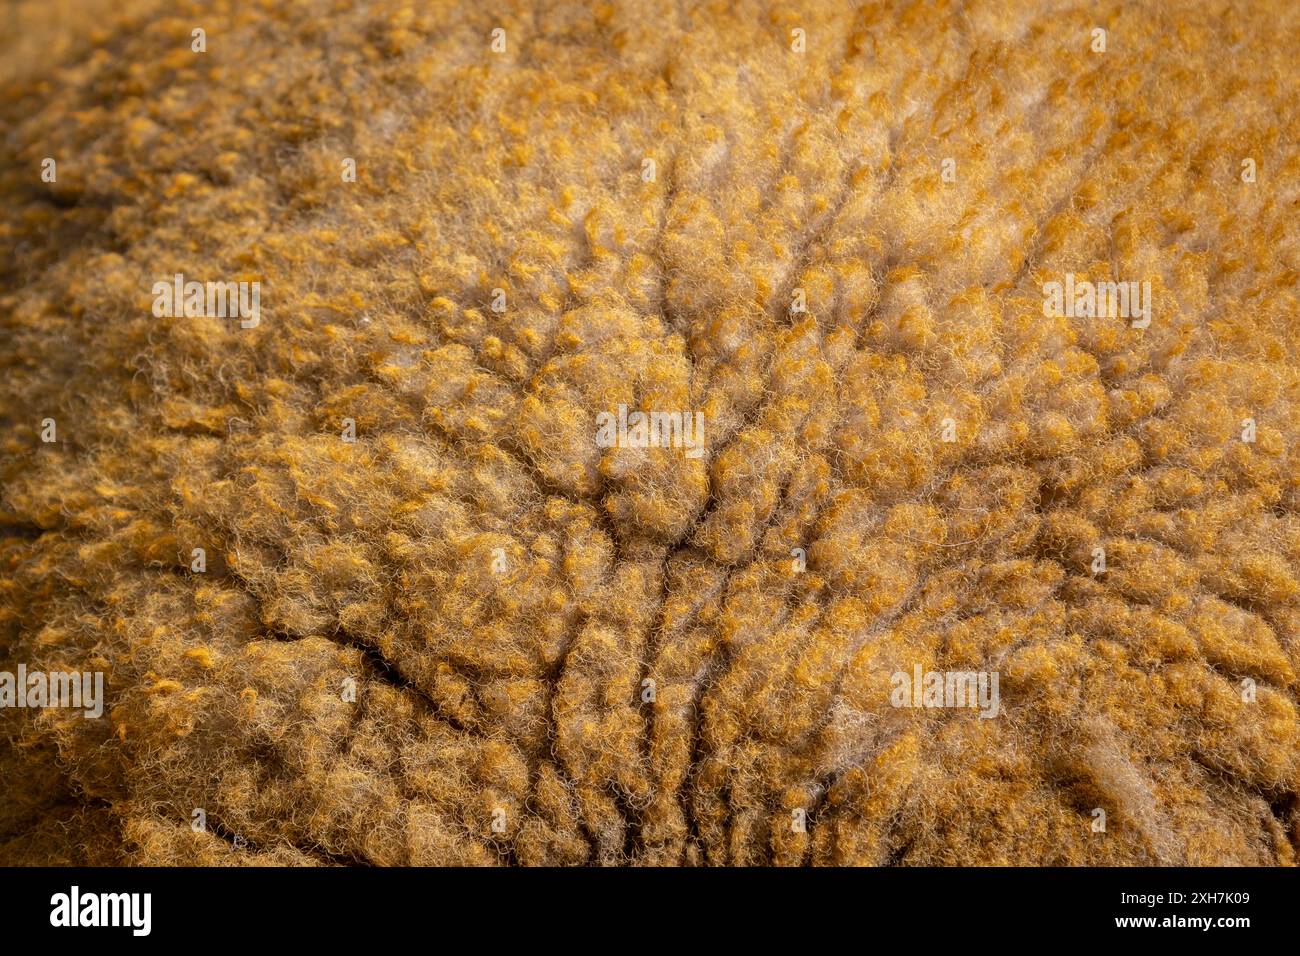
[1,0,1298,866]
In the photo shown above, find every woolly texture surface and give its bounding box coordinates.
[2,0,1299,866]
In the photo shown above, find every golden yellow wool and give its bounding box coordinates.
[1,0,1299,865]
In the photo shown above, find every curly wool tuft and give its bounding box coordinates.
[2,0,1300,866]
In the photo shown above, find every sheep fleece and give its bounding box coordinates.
[1,0,1299,866]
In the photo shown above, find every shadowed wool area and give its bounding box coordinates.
[1,0,1299,866]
